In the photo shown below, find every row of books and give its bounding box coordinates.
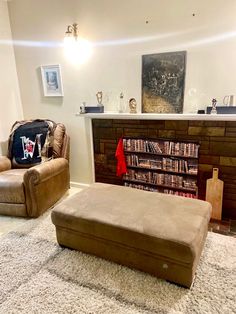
[124,170,197,190]
[126,155,198,174]
[163,189,197,199]
[124,182,197,198]
[123,138,199,158]
[124,182,159,192]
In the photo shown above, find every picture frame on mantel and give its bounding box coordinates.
[40,64,64,97]
[142,51,186,114]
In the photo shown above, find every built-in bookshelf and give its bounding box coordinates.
[123,138,199,198]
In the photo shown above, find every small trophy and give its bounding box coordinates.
[96,91,103,106]
[210,98,217,115]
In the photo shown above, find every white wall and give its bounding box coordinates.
[7,0,236,183]
[0,0,23,154]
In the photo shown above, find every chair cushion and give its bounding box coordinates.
[0,169,26,203]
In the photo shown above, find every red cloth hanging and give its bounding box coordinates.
[115,138,127,177]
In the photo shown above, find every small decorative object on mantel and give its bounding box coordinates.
[82,92,104,113]
[118,92,125,113]
[223,94,235,106]
[96,91,103,106]
[197,109,205,114]
[129,98,137,114]
[79,102,86,114]
[210,98,217,115]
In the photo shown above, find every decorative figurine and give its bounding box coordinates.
[129,98,137,114]
[96,91,103,106]
[210,98,217,115]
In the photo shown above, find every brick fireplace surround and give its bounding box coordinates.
[91,116,236,220]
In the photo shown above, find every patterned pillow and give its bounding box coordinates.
[8,119,56,168]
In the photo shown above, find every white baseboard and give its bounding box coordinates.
[70,181,91,189]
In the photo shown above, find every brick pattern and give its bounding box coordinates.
[92,119,236,220]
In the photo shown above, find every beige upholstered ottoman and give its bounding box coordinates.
[51,183,212,288]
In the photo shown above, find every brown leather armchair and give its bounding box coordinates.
[0,120,70,217]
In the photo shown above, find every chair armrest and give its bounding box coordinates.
[24,158,69,184]
[0,156,11,172]
[23,158,70,217]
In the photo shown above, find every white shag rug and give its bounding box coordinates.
[0,211,235,314]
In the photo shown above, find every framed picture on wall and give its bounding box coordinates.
[40,64,64,97]
[142,51,186,113]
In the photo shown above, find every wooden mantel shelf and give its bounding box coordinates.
[77,112,236,121]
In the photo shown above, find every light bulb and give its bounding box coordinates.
[64,36,92,64]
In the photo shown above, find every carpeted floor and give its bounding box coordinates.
[0,187,81,238]
[0,211,235,314]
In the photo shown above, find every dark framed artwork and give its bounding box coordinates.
[142,51,186,113]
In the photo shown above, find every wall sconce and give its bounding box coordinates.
[64,23,92,64]
[64,23,79,44]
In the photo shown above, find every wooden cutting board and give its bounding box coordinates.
[206,168,224,220]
